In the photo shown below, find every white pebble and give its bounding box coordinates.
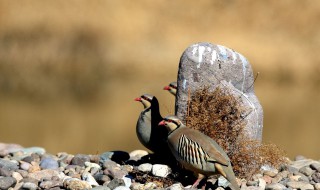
[138,163,152,173]
[152,164,171,177]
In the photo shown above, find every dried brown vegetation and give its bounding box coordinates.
[185,86,287,179]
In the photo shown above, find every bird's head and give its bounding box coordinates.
[158,115,182,132]
[134,94,154,109]
[163,82,177,96]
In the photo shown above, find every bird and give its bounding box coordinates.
[163,82,177,96]
[134,94,169,154]
[158,115,240,190]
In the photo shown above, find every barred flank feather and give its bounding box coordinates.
[178,134,210,169]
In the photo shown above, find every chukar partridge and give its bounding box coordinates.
[163,82,177,96]
[159,115,240,190]
[134,94,169,154]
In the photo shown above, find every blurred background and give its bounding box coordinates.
[0,0,319,159]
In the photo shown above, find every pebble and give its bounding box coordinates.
[18,147,46,155]
[137,163,152,173]
[0,159,19,170]
[151,164,171,177]
[287,181,314,190]
[129,150,148,161]
[265,183,286,190]
[0,176,16,189]
[113,186,130,190]
[0,143,23,157]
[2,143,320,190]
[71,154,90,167]
[40,157,59,169]
[312,172,320,183]
[22,182,38,190]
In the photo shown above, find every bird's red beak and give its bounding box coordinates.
[158,120,166,126]
[163,86,170,90]
[134,97,142,101]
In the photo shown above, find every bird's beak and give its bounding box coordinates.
[163,86,170,90]
[158,120,166,126]
[134,97,142,101]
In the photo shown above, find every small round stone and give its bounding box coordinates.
[22,182,38,190]
[92,186,111,190]
[0,167,13,177]
[129,150,149,161]
[265,183,286,190]
[0,177,16,189]
[287,181,314,190]
[40,157,59,169]
[137,163,152,173]
[312,172,320,183]
[315,183,320,190]
[300,166,315,176]
[151,164,171,177]
[107,178,125,189]
[71,154,90,167]
[0,159,19,170]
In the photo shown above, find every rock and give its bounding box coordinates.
[144,182,158,189]
[113,187,130,190]
[291,159,318,171]
[22,182,38,190]
[265,183,286,190]
[39,180,63,189]
[0,176,16,189]
[28,161,41,173]
[263,168,279,177]
[100,151,130,165]
[263,175,273,184]
[18,147,46,155]
[12,172,23,182]
[20,161,31,171]
[22,153,41,163]
[122,176,131,188]
[315,183,320,190]
[28,169,60,181]
[129,150,148,161]
[92,186,111,190]
[107,178,125,189]
[167,183,184,190]
[40,157,59,169]
[152,164,171,177]
[94,174,111,184]
[71,154,90,167]
[85,161,101,170]
[312,173,320,183]
[0,143,23,156]
[82,172,99,187]
[63,178,91,190]
[0,167,13,177]
[137,163,152,173]
[258,178,266,189]
[175,42,263,141]
[311,163,320,172]
[0,159,19,170]
[218,176,230,188]
[300,166,315,176]
[12,181,23,190]
[246,181,258,186]
[287,181,314,190]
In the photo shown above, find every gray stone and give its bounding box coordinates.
[152,164,171,177]
[40,157,59,169]
[311,163,320,172]
[218,176,230,188]
[0,176,16,189]
[19,147,46,155]
[246,181,258,186]
[137,163,152,173]
[312,172,320,183]
[82,172,99,187]
[107,178,125,189]
[22,182,38,190]
[94,174,111,184]
[291,159,318,171]
[175,42,263,141]
[300,166,316,176]
[0,159,19,170]
[39,180,63,189]
[287,181,314,190]
[0,143,23,157]
[315,183,320,190]
[265,183,286,190]
[0,167,13,177]
[71,154,90,167]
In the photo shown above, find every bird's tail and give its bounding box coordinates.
[215,163,240,190]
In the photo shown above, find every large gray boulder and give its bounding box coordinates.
[175,42,263,141]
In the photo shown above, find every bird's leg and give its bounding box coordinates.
[191,173,205,188]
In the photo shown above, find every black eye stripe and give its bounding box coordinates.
[165,118,179,126]
[169,84,177,89]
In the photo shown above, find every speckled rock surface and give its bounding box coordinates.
[175,42,263,141]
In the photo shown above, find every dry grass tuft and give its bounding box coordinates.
[185,86,287,179]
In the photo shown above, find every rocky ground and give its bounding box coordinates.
[0,143,320,190]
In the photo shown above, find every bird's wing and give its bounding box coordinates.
[178,127,229,166]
